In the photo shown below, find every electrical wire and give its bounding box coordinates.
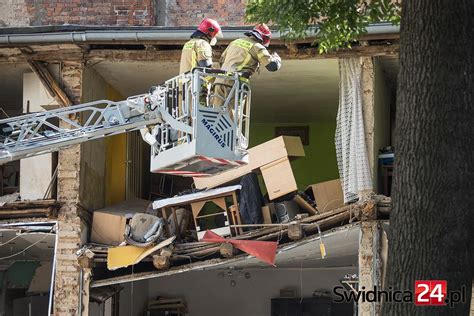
[299,259,304,303]
[0,232,25,247]
[0,230,54,247]
[0,232,52,260]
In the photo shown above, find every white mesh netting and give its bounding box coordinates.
[335,58,373,203]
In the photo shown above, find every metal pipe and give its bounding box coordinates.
[0,23,399,45]
[47,221,58,316]
[78,268,83,316]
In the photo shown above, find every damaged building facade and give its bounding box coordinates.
[0,2,404,316]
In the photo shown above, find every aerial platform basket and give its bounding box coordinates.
[149,68,251,177]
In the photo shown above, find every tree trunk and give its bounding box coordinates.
[383,1,473,315]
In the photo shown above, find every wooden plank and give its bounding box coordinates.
[256,210,351,241]
[27,60,73,106]
[86,44,399,63]
[0,199,58,210]
[171,245,220,260]
[293,195,318,215]
[149,298,185,305]
[0,207,56,219]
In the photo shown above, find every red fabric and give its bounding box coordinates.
[202,230,278,266]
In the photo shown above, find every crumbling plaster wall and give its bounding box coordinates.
[361,57,392,192]
[55,61,87,315]
[54,65,113,315]
[165,0,246,26]
[0,1,29,27]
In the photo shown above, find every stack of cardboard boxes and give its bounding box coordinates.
[194,136,344,225]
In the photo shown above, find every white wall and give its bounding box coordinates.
[20,69,59,200]
[143,267,356,316]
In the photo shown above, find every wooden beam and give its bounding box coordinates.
[0,199,58,210]
[86,43,399,63]
[0,49,84,63]
[27,60,73,107]
[0,207,57,219]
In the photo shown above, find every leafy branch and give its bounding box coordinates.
[246,0,401,53]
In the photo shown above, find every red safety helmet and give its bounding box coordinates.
[251,23,272,47]
[197,18,223,39]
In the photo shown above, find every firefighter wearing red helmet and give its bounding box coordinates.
[213,23,281,108]
[179,18,223,74]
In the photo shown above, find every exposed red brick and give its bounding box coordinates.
[166,0,247,26]
[12,0,156,26]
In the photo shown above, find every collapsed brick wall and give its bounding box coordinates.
[54,61,86,315]
[166,0,247,26]
[0,0,155,27]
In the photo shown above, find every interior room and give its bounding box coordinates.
[0,222,56,316]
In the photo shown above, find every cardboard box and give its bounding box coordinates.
[90,198,150,245]
[193,136,305,189]
[305,179,344,213]
[261,157,298,200]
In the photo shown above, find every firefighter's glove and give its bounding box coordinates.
[271,52,282,70]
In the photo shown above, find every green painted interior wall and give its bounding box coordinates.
[0,261,40,289]
[249,121,340,191]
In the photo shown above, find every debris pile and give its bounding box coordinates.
[82,136,391,282]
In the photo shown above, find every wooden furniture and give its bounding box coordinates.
[147,297,187,316]
[152,185,243,240]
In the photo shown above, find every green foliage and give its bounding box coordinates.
[246,0,401,53]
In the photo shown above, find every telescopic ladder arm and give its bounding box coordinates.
[0,94,166,164]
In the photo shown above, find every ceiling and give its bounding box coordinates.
[93,58,340,123]
[0,229,55,269]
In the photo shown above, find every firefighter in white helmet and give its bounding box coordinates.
[213,23,281,109]
[179,18,223,74]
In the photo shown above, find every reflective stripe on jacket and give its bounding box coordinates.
[219,37,275,78]
[179,38,213,74]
